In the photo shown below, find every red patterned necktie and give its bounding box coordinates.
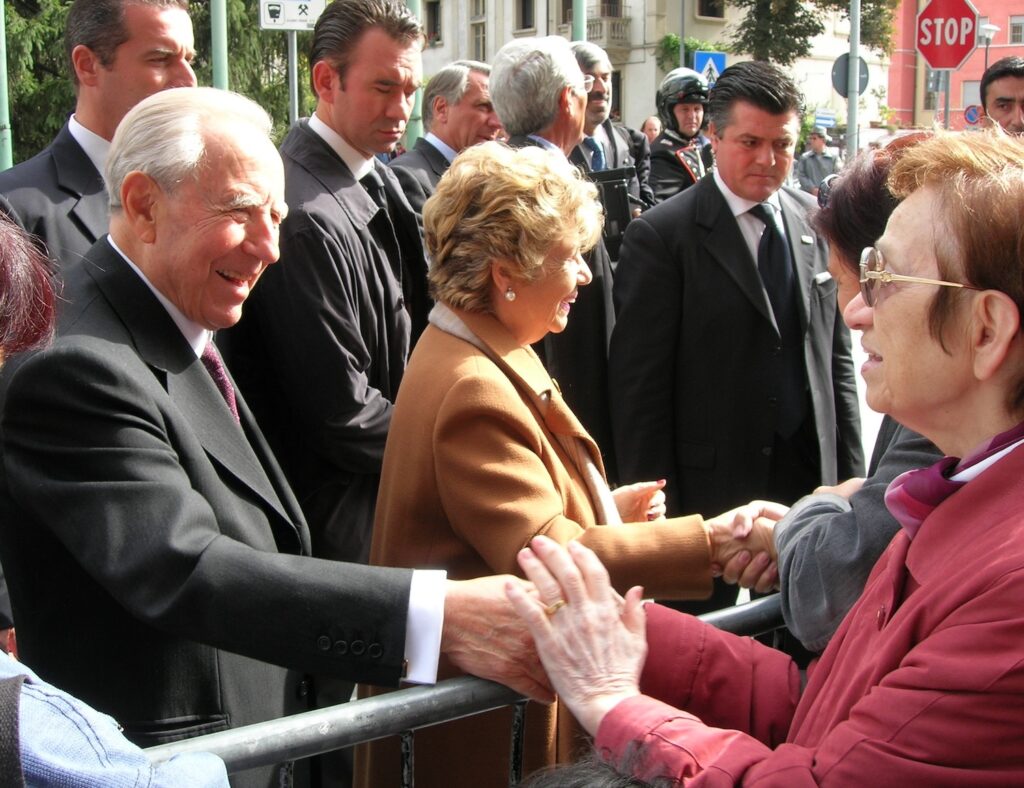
[201,340,239,423]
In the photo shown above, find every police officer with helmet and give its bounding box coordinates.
[649,67,713,203]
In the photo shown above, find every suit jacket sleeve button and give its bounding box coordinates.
[317,635,332,651]
[350,640,366,656]
[368,643,383,659]
[334,640,349,655]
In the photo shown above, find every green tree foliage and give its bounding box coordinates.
[4,0,311,163]
[727,0,900,65]
[656,34,727,74]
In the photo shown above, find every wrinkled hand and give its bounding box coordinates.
[707,501,787,591]
[505,536,647,736]
[612,479,667,522]
[443,575,553,703]
[814,477,865,499]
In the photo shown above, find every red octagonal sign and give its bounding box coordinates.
[917,0,980,71]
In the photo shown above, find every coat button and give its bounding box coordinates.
[351,640,366,656]
[334,640,349,655]
[368,643,383,659]
[316,635,331,651]
[876,605,886,628]
[762,446,773,456]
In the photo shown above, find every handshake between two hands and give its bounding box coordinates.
[706,500,789,594]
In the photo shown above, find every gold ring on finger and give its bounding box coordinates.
[544,599,567,617]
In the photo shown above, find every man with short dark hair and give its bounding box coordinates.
[389,60,501,215]
[569,41,654,215]
[981,56,1024,135]
[490,36,619,480]
[0,0,196,269]
[795,126,838,196]
[610,60,863,614]
[224,0,429,572]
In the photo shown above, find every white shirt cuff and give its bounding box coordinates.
[403,569,446,684]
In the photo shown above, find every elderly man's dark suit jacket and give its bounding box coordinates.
[389,136,450,215]
[222,120,428,567]
[610,174,863,541]
[507,134,618,482]
[0,123,108,269]
[0,241,412,787]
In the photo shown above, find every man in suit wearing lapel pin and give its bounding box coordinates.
[609,61,863,614]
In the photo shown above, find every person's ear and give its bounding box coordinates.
[71,44,102,88]
[119,172,161,244]
[971,289,1021,382]
[433,95,449,126]
[311,60,340,104]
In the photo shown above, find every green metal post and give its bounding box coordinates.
[846,0,860,158]
[405,0,422,145]
[0,1,13,170]
[212,0,229,89]
[572,0,586,41]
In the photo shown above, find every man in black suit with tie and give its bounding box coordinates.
[0,86,546,788]
[490,36,619,481]
[389,60,502,215]
[609,61,863,613]
[0,0,197,270]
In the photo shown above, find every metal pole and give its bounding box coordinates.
[405,0,422,145]
[0,1,12,170]
[846,0,861,159]
[572,0,586,41]
[943,70,951,129]
[287,31,299,126]
[212,0,229,89]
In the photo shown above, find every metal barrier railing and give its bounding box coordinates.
[146,594,784,783]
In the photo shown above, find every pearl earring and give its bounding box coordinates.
[505,287,516,302]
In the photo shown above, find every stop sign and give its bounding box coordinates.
[917,0,979,70]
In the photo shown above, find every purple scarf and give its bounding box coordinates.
[884,421,1024,538]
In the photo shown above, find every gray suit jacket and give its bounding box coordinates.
[389,136,450,215]
[0,240,412,787]
[610,175,863,521]
[0,123,109,269]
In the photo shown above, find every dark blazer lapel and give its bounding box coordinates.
[52,125,108,244]
[415,137,450,182]
[695,178,775,328]
[778,187,815,332]
[85,245,301,536]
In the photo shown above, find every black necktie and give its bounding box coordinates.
[749,202,797,337]
[201,340,239,423]
[749,203,806,438]
[360,169,390,219]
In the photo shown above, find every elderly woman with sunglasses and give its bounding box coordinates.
[508,130,1024,785]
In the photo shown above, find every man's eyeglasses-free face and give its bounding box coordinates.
[859,246,981,307]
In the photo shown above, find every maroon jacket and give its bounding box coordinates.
[597,442,1024,785]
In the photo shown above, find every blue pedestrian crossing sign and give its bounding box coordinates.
[693,51,727,87]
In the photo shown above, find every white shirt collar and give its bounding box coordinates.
[423,132,458,164]
[106,235,210,357]
[308,113,376,181]
[68,115,111,178]
[527,134,563,153]
[713,168,782,218]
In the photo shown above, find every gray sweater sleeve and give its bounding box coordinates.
[774,418,942,652]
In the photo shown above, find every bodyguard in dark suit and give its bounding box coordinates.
[223,0,429,571]
[491,36,619,482]
[0,87,547,788]
[389,60,501,215]
[0,0,196,269]
[609,62,863,612]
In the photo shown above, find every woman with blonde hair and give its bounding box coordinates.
[357,142,778,787]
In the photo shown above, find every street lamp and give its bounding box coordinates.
[980,23,1000,70]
